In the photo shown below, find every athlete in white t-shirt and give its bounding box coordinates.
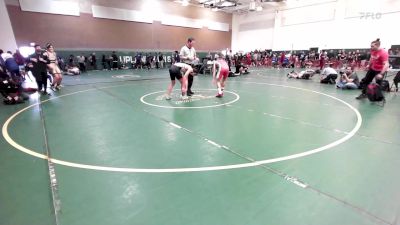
[165,62,193,100]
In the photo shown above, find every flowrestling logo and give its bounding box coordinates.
[359,12,382,20]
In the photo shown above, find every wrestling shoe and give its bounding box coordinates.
[50,85,57,92]
[355,93,367,100]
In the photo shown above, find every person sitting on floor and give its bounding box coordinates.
[320,63,338,84]
[336,66,360,89]
[234,61,249,75]
[0,68,27,104]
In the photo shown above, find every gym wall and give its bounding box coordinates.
[0,0,17,51]
[5,0,232,52]
[232,0,400,52]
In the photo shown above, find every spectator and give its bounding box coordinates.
[226,49,233,71]
[111,51,118,70]
[0,71,26,104]
[0,49,5,69]
[68,54,75,66]
[134,53,142,69]
[320,63,338,84]
[156,52,160,69]
[13,49,25,66]
[279,52,285,68]
[107,55,113,70]
[158,52,164,69]
[28,44,50,95]
[234,61,249,75]
[58,56,66,71]
[336,66,360,89]
[101,54,107,70]
[206,51,212,60]
[319,50,326,70]
[173,50,180,63]
[145,53,152,70]
[77,54,86,72]
[160,52,165,69]
[2,51,21,82]
[90,53,97,70]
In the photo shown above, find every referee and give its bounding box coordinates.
[180,37,198,96]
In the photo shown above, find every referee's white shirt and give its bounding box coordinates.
[180,45,196,64]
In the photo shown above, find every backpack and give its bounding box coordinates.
[380,80,390,92]
[367,83,385,102]
[394,71,400,91]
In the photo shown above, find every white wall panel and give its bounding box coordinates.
[92,5,153,24]
[232,0,400,51]
[161,15,202,28]
[0,0,17,50]
[19,0,79,16]
[232,11,276,51]
[91,5,229,31]
[281,2,336,26]
[205,20,230,32]
[345,0,400,18]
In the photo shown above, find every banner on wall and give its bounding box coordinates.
[56,50,208,67]
[118,55,173,64]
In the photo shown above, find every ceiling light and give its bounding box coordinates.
[220,1,235,7]
[182,0,189,6]
[19,46,35,58]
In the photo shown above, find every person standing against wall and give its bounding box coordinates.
[78,54,86,72]
[180,37,198,96]
[319,50,326,70]
[159,52,164,69]
[112,51,118,70]
[173,51,180,64]
[91,53,97,70]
